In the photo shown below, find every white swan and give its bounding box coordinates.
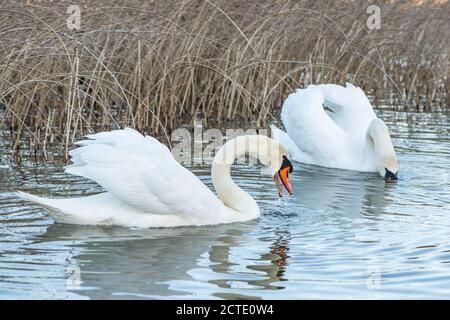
[16,129,293,228]
[271,83,398,181]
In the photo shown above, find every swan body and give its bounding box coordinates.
[272,83,398,180]
[17,129,293,228]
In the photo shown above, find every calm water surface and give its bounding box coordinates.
[0,111,449,299]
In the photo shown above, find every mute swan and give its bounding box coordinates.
[16,129,293,228]
[271,83,398,181]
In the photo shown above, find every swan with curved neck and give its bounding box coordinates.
[212,135,293,217]
[16,130,293,228]
[271,83,399,181]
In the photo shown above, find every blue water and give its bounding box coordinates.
[0,110,449,299]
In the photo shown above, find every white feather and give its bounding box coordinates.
[273,83,398,176]
[16,130,287,227]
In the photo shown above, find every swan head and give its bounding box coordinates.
[274,155,294,197]
[380,156,398,183]
[264,142,293,197]
[212,135,294,199]
[367,119,399,182]
[255,138,293,196]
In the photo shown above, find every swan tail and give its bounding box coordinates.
[16,191,51,207]
[15,191,75,224]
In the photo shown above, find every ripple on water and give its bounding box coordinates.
[0,110,449,299]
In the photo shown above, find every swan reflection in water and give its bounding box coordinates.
[40,219,291,299]
[289,162,396,219]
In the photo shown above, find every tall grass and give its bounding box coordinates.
[0,0,449,156]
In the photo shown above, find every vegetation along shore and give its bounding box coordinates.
[0,0,448,157]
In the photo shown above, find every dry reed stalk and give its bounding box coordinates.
[0,0,448,157]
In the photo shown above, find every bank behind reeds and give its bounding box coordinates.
[0,0,449,155]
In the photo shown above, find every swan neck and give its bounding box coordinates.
[211,136,265,216]
[365,118,397,174]
[366,119,394,155]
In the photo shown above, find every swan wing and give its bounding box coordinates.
[281,86,350,165]
[65,128,222,215]
[312,83,377,136]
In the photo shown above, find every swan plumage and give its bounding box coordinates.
[272,83,398,180]
[17,129,293,228]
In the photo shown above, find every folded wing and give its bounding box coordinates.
[281,85,349,165]
[312,83,377,137]
[65,128,222,215]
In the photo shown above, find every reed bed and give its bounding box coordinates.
[0,0,449,156]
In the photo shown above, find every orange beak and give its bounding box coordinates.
[274,167,293,197]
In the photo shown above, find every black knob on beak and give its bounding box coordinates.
[385,168,398,182]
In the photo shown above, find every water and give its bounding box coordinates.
[0,111,449,299]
